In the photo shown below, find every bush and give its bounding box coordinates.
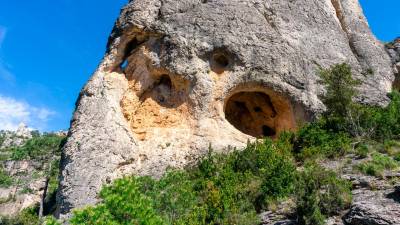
[0,206,40,225]
[70,137,298,225]
[295,120,351,159]
[70,134,353,225]
[296,163,352,225]
[10,134,65,160]
[319,63,360,132]
[0,167,13,188]
[319,63,400,142]
[355,144,369,159]
[357,153,399,177]
[373,91,400,141]
[394,152,400,162]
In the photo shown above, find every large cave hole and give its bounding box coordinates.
[225,92,280,138]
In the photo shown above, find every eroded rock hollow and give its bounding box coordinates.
[57,0,394,217]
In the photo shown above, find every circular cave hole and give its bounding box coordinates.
[225,91,279,138]
[211,53,230,74]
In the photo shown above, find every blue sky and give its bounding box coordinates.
[0,0,399,131]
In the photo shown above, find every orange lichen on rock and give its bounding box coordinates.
[120,46,192,141]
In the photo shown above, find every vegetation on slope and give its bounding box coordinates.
[0,133,66,225]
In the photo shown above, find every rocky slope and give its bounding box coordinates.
[262,152,400,225]
[57,0,396,218]
[0,126,66,219]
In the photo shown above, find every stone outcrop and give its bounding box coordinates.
[386,38,400,89]
[0,123,32,149]
[344,187,400,225]
[57,0,395,217]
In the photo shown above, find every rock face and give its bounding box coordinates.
[0,123,32,149]
[344,187,400,225]
[386,38,400,89]
[57,0,395,217]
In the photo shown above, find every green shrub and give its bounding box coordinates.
[10,134,65,160]
[373,91,400,141]
[0,167,13,188]
[394,152,400,162]
[70,134,355,225]
[318,64,400,141]
[71,177,165,225]
[296,163,352,225]
[71,137,298,225]
[44,216,61,225]
[319,63,360,132]
[295,121,351,159]
[355,144,369,159]
[0,206,40,225]
[357,153,399,177]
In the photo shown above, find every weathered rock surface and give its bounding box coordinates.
[57,0,395,217]
[0,160,46,216]
[0,123,32,149]
[386,38,400,89]
[344,187,400,225]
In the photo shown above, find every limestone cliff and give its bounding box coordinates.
[57,0,394,217]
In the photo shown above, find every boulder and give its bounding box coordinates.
[344,188,400,225]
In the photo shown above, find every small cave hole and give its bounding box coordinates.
[225,92,279,138]
[210,52,230,74]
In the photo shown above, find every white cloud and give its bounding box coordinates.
[0,95,56,131]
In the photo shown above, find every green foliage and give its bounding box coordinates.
[319,63,400,142]
[0,167,13,188]
[0,206,40,225]
[70,134,353,225]
[319,63,360,131]
[355,144,369,159]
[373,92,400,140]
[44,216,61,225]
[394,152,400,162]
[295,120,351,159]
[71,136,299,225]
[296,163,352,225]
[10,134,65,161]
[318,64,400,140]
[0,133,65,224]
[357,153,399,177]
[71,177,165,225]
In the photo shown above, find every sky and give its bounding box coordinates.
[0,0,399,132]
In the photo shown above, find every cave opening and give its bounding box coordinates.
[210,52,230,74]
[225,91,281,138]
